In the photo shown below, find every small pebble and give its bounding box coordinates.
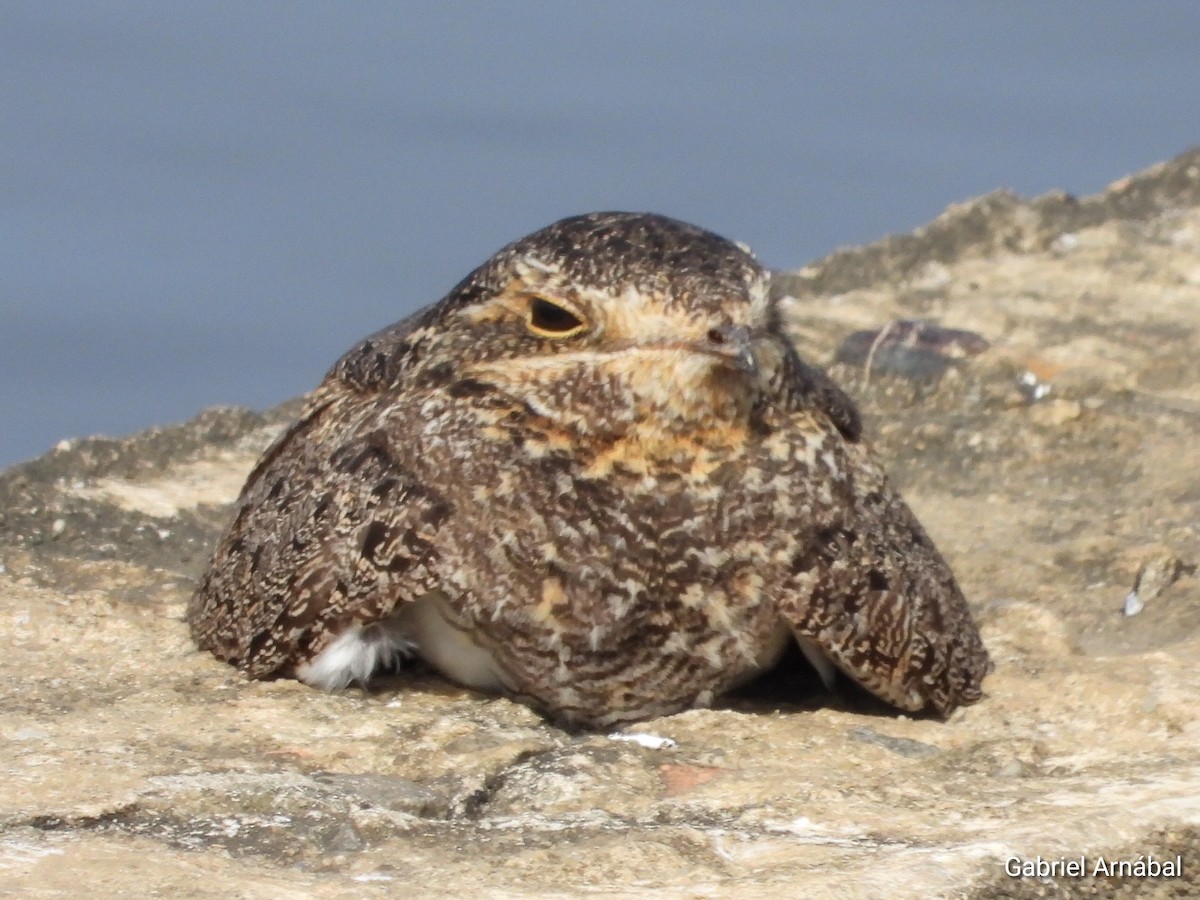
[1124,551,1196,614]
[1028,398,1083,427]
[995,759,1025,778]
[608,732,677,750]
[1018,371,1052,402]
[353,873,397,884]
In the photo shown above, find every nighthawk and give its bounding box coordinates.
[188,212,990,728]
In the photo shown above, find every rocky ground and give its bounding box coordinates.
[3,149,1199,898]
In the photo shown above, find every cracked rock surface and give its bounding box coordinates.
[4,149,1200,897]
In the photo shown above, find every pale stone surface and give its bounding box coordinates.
[4,150,1200,898]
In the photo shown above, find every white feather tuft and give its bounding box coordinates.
[296,621,415,690]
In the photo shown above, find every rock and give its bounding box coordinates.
[1122,549,1197,619]
[1026,397,1084,427]
[833,319,991,383]
[5,149,1200,896]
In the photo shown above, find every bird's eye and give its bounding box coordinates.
[527,298,585,338]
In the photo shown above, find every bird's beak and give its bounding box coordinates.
[699,323,759,376]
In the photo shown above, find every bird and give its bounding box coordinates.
[187,211,990,729]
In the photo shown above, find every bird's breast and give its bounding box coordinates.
[417,406,847,726]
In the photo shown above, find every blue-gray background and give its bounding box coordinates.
[3,2,1197,468]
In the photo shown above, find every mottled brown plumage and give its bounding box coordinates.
[188,212,990,728]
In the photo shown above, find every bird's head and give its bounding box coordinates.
[417,212,785,436]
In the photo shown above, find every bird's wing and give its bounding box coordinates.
[188,379,452,681]
[769,336,862,442]
[767,342,990,715]
[774,462,990,715]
